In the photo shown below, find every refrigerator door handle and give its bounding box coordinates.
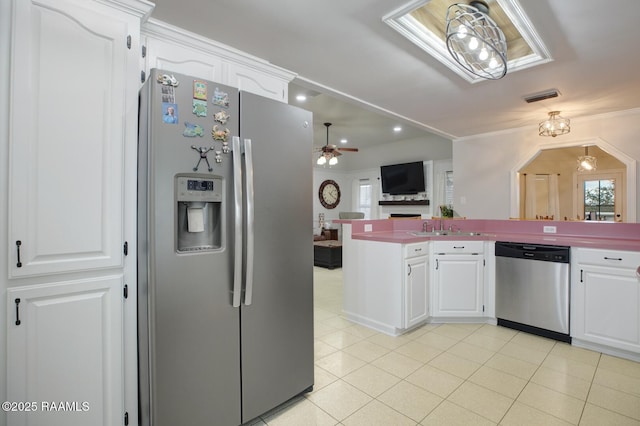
[232,136,243,308]
[243,138,255,306]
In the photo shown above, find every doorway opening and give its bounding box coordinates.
[510,138,637,222]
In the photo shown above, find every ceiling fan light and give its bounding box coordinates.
[317,155,327,165]
[329,156,338,166]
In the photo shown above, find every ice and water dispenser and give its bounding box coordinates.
[175,175,223,252]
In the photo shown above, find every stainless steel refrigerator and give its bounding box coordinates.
[137,69,314,426]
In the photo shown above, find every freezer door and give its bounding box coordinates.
[239,92,314,422]
[138,70,241,426]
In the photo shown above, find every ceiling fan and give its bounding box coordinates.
[315,122,359,166]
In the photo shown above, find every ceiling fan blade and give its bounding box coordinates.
[333,150,343,157]
[337,147,359,152]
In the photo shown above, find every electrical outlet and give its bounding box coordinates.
[364,224,373,232]
[543,225,557,233]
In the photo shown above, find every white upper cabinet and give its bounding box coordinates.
[8,0,147,278]
[142,19,295,102]
[144,35,224,83]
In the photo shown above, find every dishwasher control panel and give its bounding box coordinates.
[495,242,569,263]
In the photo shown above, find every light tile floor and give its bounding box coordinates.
[249,267,640,425]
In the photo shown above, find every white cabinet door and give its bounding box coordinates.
[144,35,224,82]
[433,255,484,317]
[142,20,294,102]
[227,62,288,102]
[572,264,640,353]
[7,276,123,426]
[8,0,139,277]
[404,256,429,328]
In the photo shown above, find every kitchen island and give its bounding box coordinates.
[336,218,640,361]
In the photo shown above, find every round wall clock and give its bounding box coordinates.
[319,179,341,209]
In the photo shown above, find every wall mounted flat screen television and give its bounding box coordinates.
[380,161,425,195]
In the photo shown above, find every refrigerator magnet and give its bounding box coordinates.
[193,80,207,100]
[161,85,175,104]
[211,125,230,142]
[212,87,229,108]
[192,99,207,117]
[157,73,179,87]
[213,110,230,125]
[183,122,204,137]
[162,103,179,124]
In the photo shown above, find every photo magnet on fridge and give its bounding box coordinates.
[161,85,176,103]
[162,102,179,124]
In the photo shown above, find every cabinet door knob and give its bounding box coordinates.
[636,266,640,278]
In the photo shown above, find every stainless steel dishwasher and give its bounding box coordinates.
[495,242,571,342]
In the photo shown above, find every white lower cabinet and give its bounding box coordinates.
[571,248,640,356]
[7,276,124,426]
[404,243,429,329]
[343,241,429,335]
[432,241,484,318]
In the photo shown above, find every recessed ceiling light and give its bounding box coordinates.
[393,126,402,132]
[340,139,348,144]
[295,94,307,101]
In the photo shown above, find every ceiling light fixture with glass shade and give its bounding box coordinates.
[539,111,571,137]
[383,0,551,84]
[445,1,508,80]
[577,146,597,172]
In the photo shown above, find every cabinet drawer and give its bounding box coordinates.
[575,248,640,269]
[405,242,429,258]
[433,240,484,254]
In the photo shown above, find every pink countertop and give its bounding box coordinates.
[335,219,640,251]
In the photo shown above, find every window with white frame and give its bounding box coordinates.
[444,171,454,205]
[357,179,372,219]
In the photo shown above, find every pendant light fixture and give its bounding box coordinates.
[445,1,508,80]
[577,146,597,172]
[539,111,571,137]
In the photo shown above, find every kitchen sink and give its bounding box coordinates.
[408,231,485,237]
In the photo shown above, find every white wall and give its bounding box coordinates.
[454,109,640,221]
[343,134,452,171]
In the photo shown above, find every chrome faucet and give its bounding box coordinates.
[439,217,444,231]
[422,221,431,232]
